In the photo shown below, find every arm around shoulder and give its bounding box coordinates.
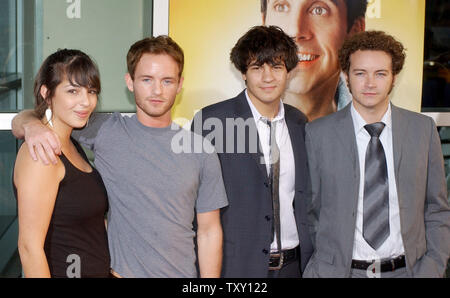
[12,109,61,165]
[11,109,37,139]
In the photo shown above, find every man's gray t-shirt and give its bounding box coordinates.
[72,112,228,277]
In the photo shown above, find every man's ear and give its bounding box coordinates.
[348,17,365,36]
[125,73,134,92]
[343,72,351,91]
[176,76,184,94]
[343,72,349,84]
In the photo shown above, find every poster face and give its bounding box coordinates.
[169,0,425,125]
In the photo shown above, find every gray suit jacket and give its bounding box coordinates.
[303,103,450,277]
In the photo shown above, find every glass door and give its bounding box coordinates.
[0,0,20,111]
[0,0,20,276]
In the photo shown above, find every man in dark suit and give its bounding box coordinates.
[192,26,313,277]
[304,31,450,278]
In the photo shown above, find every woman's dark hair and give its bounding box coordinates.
[230,25,298,74]
[34,49,101,119]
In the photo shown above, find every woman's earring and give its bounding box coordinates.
[45,108,53,127]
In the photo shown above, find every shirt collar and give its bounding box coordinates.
[351,102,392,135]
[245,89,285,124]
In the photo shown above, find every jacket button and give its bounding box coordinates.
[262,249,269,255]
[264,182,269,188]
[265,215,271,221]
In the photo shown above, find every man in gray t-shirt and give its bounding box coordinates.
[72,113,227,277]
[12,36,228,277]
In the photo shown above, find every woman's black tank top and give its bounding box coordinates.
[14,139,110,277]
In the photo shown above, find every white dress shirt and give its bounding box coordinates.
[351,103,405,260]
[245,90,299,252]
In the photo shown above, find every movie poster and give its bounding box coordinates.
[168,0,425,125]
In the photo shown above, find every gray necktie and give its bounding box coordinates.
[264,120,281,253]
[363,122,390,250]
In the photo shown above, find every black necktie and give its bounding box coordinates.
[265,120,281,253]
[363,122,390,250]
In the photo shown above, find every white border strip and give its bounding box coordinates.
[152,0,169,36]
[0,114,17,130]
[2,113,450,130]
[423,113,450,127]
[0,113,136,130]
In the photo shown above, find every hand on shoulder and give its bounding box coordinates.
[23,120,62,165]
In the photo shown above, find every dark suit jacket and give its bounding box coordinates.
[191,90,313,277]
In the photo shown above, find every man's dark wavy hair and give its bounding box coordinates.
[338,30,406,75]
[230,25,299,74]
[261,0,368,32]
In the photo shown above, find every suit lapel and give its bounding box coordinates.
[391,104,407,185]
[334,105,360,179]
[285,107,306,192]
[233,91,269,180]
[333,105,362,244]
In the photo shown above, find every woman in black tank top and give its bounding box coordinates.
[13,49,110,278]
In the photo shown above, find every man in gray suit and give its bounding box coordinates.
[304,30,450,278]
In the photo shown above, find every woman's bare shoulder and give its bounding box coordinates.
[14,142,65,185]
